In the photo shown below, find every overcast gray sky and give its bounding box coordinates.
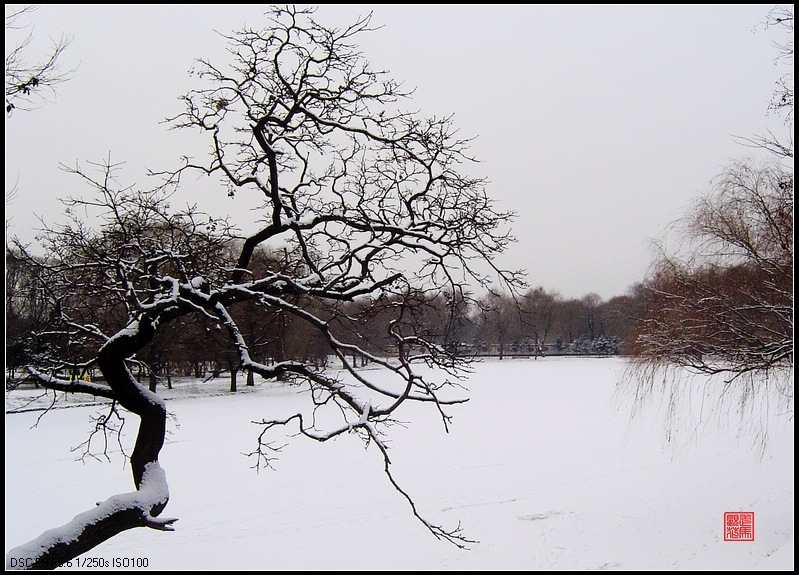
[4,4,788,301]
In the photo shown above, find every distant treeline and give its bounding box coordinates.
[7,240,642,390]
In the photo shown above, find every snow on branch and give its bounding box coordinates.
[5,462,175,570]
[26,367,118,401]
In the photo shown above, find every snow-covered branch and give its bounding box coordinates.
[5,462,175,570]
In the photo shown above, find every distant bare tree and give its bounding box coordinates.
[520,287,558,356]
[581,292,603,342]
[5,6,522,569]
[5,246,52,380]
[5,4,73,116]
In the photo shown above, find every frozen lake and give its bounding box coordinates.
[5,357,793,570]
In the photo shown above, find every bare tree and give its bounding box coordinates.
[474,293,511,359]
[5,7,522,569]
[5,4,73,116]
[5,246,53,380]
[581,292,603,342]
[626,159,793,407]
[625,6,794,424]
[520,287,558,357]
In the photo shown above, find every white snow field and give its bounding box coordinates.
[5,357,794,570]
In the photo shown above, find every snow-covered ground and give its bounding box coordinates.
[5,357,794,570]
